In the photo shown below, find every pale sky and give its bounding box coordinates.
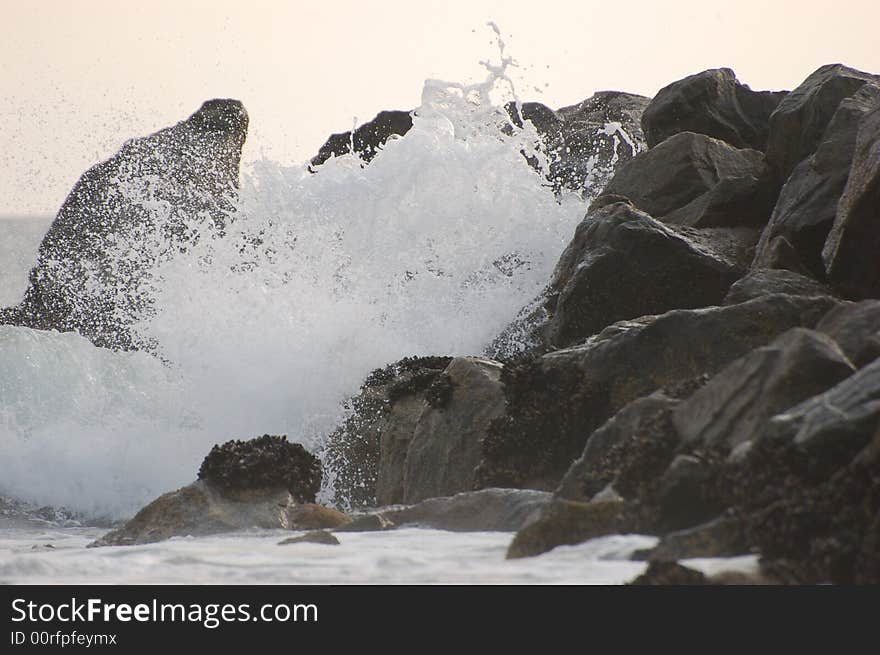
[2,0,879,216]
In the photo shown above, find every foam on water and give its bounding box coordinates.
[0,36,588,518]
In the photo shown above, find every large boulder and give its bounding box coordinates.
[600,131,777,228]
[401,357,505,504]
[0,100,248,351]
[723,269,831,305]
[815,300,880,367]
[823,103,880,298]
[476,294,841,491]
[753,85,880,277]
[765,64,880,178]
[309,109,413,168]
[641,67,787,150]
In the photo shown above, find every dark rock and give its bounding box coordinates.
[320,356,451,508]
[634,512,750,561]
[334,513,396,532]
[556,392,680,502]
[310,110,413,168]
[655,454,723,530]
[1,100,248,350]
[672,328,855,452]
[765,63,880,178]
[506,498,630,559]
[815,300,880,367]
[754,85,880,277]
[402,357,505,504]
[278,530,340,546]
[724,269,831,305]
[198,434,322,504]
[641,67,787,150]
[823,103,880,298]
[88,482,351,547]
[628,561,709,585]
[477,294,841,491]
[601,131,776,228]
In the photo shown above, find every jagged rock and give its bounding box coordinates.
[477,294,841,491]
[0,100,248,350]
[506,498,630,559]
[672,328,855,452]
[823,103,880,298]
[633,512,750,561]
[601,131,776,228]
[754,85,880,277]
[278,531,341,546]
[198,434,322,504]
[402,357,505,504]
[310,109,413,168]
[765,64,880,178]
[815,300,880,367]
[320,356,451,508]
[724,269,831,304]
[627,561,708,585]
[641,67,787,150]
[556,392,680,502]
[88,482,350,547]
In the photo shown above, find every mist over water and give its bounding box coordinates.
[0,49,589,518]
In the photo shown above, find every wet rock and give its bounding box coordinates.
[278,530,341,546]
[672,328,855,452]
[402,357,505,504]
[320,356,451,508]
[634,512,750,561]
[823,103,880,298]
[1,100,248,350]
[310,110,413,168]
[754,85,880,277]
[628,561,708,585]
[198,434,322,504]
[506,498,630,559]
[334,513,396,532]
[815,300,880,367]
[477,294,840,491]
[88,482,350,547]
[655,454,723,530]
[601,131,776,228]
[724,269,831,305]
[641,67,787,150]
[765,63,880,178]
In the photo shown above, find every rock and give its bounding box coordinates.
[198,434,322,504]
[310,110,413,168]
[633,512,750,561]
[278,530,340,546]
[654,454,723,531]
[641,67,787,150]
[476,294,841,491]
[754,85,880,277]
[765,63,880,178]
[823,103,880,298]
[1,100,248,350]
[556,392,680,502]
[815,300,880,367]
[601,131,776,228]
[320,356,451,508]
[543,203,744,349]
[506,498,630,559]
[672,328,855,452]
[724,269,831,305]
[628,561,708,585]
[88,482,350,547]
[334,513,396,532]
[402,357,505,504]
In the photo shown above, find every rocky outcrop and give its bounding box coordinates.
[641,67,787,150]
[0,100,248,350]
[309,109,413,168]
[754,85,880,277]
[823,103,880,298]
[723,269,831,304]
[600,131,776,228]
[815,300,880,367]
[633,512,750,561]
[627,561,709,585]
[765,64,880,178]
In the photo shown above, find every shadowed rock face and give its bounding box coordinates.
[0,99,248,350]
[309,110,413,168]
